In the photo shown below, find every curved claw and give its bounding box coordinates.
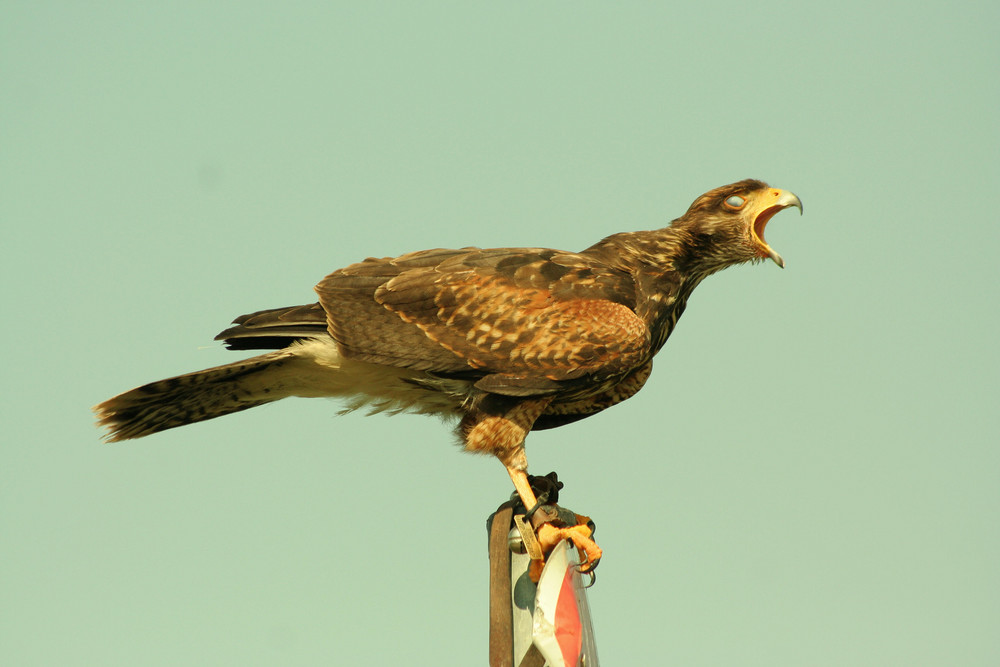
[575,552,601,576]
[573,565,597,588]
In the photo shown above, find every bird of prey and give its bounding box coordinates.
[95,179,801,566]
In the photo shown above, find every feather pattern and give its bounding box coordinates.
[95,179,801,471]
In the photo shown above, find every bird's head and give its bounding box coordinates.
[673,179,802,273]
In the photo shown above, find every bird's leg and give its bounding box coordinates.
[505,467,600,571]
[507,466,540,510]
[462,395,602,575]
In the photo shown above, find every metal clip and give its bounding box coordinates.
[513,513,544,560]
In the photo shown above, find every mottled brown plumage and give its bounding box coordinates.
[94,179,801,566]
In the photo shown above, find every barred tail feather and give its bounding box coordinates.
[94,338,468,442]
[94,350,300,442]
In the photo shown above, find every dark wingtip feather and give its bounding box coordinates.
[214,303,329,350]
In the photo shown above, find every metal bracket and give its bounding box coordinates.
[513,513,544,560]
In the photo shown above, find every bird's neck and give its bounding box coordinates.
[584,226,719,354]
[586,225,730,279]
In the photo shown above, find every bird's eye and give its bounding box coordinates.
[724,195,746,209]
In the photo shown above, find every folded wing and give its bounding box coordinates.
[315,247,652,393]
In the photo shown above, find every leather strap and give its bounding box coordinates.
[488,503,515,667]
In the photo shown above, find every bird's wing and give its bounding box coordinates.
[315,247,651,391]
[215,303,329,350]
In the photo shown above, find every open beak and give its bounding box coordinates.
[752,189,803,268]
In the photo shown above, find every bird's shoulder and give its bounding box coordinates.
[317,245,636,307]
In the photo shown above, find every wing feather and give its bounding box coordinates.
[214,303,328,350]
[315,247,651,384]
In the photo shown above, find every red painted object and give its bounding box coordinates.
[532,541,598,667]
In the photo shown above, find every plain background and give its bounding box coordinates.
[2,2,997,665]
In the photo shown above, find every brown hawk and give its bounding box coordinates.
[95,179,801,566]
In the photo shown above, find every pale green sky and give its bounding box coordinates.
[2,2,998,665]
